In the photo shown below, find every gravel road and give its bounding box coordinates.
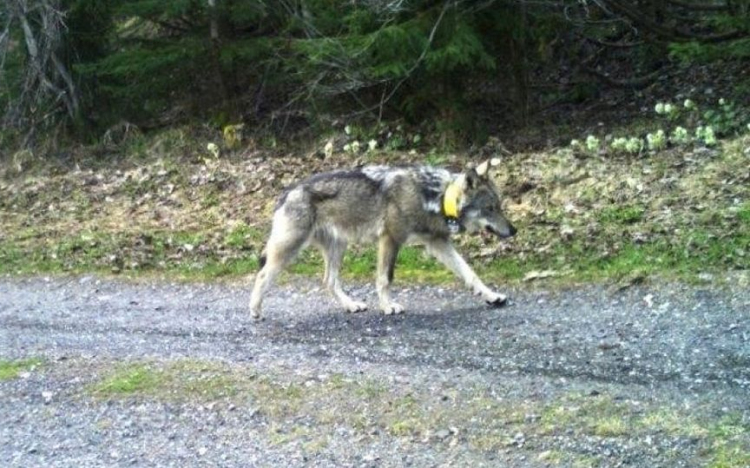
[1,276,749,467]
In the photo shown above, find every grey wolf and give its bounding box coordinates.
[249,160,516,318]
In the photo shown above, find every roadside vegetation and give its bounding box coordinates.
[1,116,748,286]
[2,0,749,287]
[79,357,749,467]
[0,358,43,381]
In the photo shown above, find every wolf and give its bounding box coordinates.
[249,160,517,318]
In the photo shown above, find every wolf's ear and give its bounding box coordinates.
[475,160,490,178]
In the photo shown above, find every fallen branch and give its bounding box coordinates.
[582,65,663,89]
[667,0,729,11]
[603,0,747,43]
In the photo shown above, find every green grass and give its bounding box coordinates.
[90,361,238,400]
[0,228,263,280]
[705,414,750,468]
[1,224,747,284]
[92,364,161,395]
[737,202,750,224]
[3,133,749,286]
[710,444,750,468]
[0,358,43,381]
[598,204,645,224]
[593,415,630,437]
[2,130,748,286]
[485,229,750,284]
[225,222,262,249]
[284,245,453,282]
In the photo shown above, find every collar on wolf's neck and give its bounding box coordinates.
[442,180,462,219]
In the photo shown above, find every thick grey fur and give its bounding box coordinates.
[250,165,516,318]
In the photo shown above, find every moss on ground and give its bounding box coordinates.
[0,358,43,381]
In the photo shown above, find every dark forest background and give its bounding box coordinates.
[1,0,749,151]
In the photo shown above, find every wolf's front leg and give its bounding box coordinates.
[425,238,507,306]
[377,235,404,314]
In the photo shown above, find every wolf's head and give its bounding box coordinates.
[455,163,516,239]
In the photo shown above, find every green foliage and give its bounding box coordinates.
[2,0,749,147]
[0,358,43,381]
[572,96,750,156]
[702,99,749,136]
[90,361,238,400]
[93,364,159,394]
[0,28,25,110]
[599,205,645,225]
[670,38,750,63]
[84,40,208,121]
[423,18,495,73]
[64,0,114,63]
[116,0,201,18]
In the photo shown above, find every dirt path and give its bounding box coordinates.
[1,276,748,467]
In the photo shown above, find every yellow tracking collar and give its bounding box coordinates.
[443,181,461,218]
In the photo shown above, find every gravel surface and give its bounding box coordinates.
[1,276,749,467]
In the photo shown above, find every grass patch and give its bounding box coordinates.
[287,245,453,283]
[1,222,747,285]
[710,444,750,468]
[93,364,161,395]
[706,414,750,468]
[1,138,748,286]
[480,229,750,284]
[0,228,263,280]
[2,133,749,286]
[225,222,263,249]
[540,394,638,438]
[640,409,708,438]
[593,415,630,437]
[84,359,749,465]
[598,204,645,224]
[90,361,239,400]
[0,358,43,381]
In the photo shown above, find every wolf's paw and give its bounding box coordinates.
[483,291,508,306]
[344,300,368,313]
[381,302,405,315]
[250,308,263,320]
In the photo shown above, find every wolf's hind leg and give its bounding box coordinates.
[316,233,367,313]
[249,215,310,319]
[425,238,507,306]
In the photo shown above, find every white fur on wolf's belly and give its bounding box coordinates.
[313,219,385,245]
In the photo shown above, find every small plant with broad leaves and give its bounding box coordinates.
[585,135,600,153]
[695,126,718,146]
[702,98,748,137]
[571,95,749,156]
[646,129,667,151]
[670,126,691,145]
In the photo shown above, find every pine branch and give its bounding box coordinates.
[603,0,746,43]
[667,0,729,11]
[584,36,644,48]
[582,64,662,89]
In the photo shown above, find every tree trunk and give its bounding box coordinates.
[510,2,529,127]
[14,0,81,121]
[206,0,238,120]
